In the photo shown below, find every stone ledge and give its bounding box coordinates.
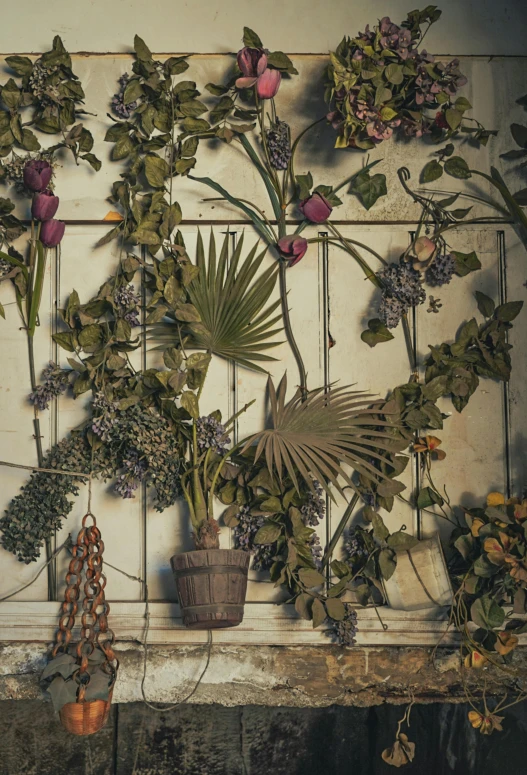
[2,642,525,707]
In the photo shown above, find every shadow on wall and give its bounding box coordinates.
[1,700,527,775]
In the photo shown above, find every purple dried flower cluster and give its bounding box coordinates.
[309,533,323,569]
[345,527,369,562]
[327,13,469,149]
[233,505,275,571]
[196,415,230,454]
[328,603,359,646]
[266,119,291,170]
[111,73,138,119]
[115,449,148,498]
[114,284,141,327]
[377,261,426,329]
[29,362,69,410]
[91,392,118,442]
[300,479,326,526]
[426,252,456,287]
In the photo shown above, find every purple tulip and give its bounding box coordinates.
[236,47,268,86]
[277,235,308,267]
[23,160,52,192]
[40,219,65,248]
[299,192,333,224]
[256,68,281,100]
[32,190,59,221]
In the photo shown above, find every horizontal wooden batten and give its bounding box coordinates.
[0,601,460,646]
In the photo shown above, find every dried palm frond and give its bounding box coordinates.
[150,231,283,372]
[241,373,403,499]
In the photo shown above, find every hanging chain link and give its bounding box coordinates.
[52,511,119,702]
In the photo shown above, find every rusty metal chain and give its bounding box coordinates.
[53,511,119,702]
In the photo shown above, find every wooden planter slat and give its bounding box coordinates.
[171,550,250,629]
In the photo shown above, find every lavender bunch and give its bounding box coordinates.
[300,479,326,526]
[114,283,141,327]
[91,391,118,442]
[327,604,359,646]
[266,119,291,170]
[29,362,69,411]
[426,252,456,287]
[111,73,138,119]
[196,415,230,455]
[345,527,369,563]
[377,260,426,329]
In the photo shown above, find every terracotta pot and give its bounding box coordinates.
[171,549,250,629]
[59,689,113,736]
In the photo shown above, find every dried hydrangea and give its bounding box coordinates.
[300,479,326,526]
[233,505,275,571]
[29,362,70,410]
[28,62,61,106]
[326,11,469,148]
[196,415,230,455]
[114,449,148,498]
[327,603,359,646]
[266,119,291,170]
[114,283,141,327]
[426,252,456,287]
[111,73,138,119]
[377,261,426,328]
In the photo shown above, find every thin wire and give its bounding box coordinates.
[0,459,91,478]
[0,537,73,602]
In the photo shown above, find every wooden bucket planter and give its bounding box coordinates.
[59,690,113,736]
[171,549,250,629]
[383,534,453,611]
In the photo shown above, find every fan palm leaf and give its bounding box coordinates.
[241,373,404,499]
[150,231,283,372]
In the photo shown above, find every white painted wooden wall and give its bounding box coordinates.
[0,0,526,644]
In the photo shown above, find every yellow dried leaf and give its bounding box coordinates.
[495,631,519,656]
[471,518,485,537]
[487,492,505,507]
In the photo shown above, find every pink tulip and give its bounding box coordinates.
[235,46,281,99]
[277,235,308,267]
[300,192,333,224]
[32,190,59,221]
[256,68,281,99]
[40,219,65,248]
[23,160,52,192]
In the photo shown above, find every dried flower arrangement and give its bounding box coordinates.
[0,12,525,752]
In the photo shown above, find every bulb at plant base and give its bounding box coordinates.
[31,190,59,221]
[300,192,333,223]
[40,219,65,248]
[277,235,308,267]
[23,159,52,192]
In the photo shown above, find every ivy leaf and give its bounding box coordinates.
[180,390,199,419]
[298,568,325,588]
[295,172,313,201]
[452,250,481,277]
[421,160,443,183]
[361,318,394,347]
[495,300,523,322]
[81,153,102,172]
[311,598,327,629]
[350,171,387,210]
[444,156,471,179]
[470,595,505,630]
[144,155,169,188]
[475,291,495,318]
[163,347,182,370]
[386,532,419,550]
[243,27,263,48]
[372,513,390,542]
[266,51,298,75]
[134,34,152,61]
[254,521,282,545]
[510,123,527,150]
[445,108,463,130]
[5,55,33,76]
[379,548,397,580]
[295,593,313,621]
[325,597,346,621]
